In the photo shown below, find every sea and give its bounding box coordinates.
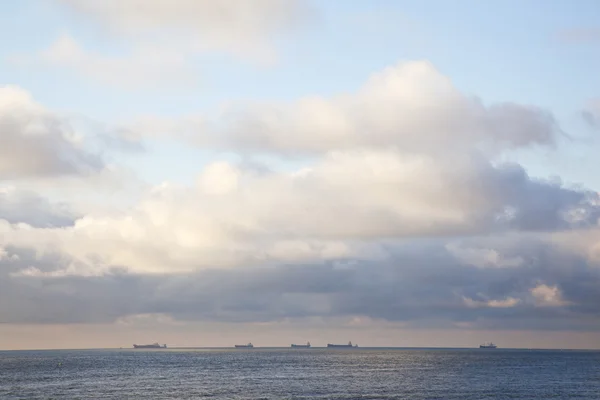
[1,348,599,399]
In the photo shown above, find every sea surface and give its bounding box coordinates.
[1,347,599,399]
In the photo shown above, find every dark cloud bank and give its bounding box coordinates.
[2,239,600,331]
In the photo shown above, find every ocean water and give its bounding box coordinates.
[1,348,599,399]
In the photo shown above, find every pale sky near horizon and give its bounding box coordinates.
[1,0,600,350]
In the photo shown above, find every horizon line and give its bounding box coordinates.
[2,346,600,352]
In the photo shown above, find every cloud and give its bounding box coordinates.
[463,296,521,308]
[132,61,561,155]
[56,0,316,65]
[2,235,600,330]
[530,284,570,307]
[9,1,316,89]
[0,86,103,179]
[28,34,198,90]
[1,151,598,277]
[2,59,599,335]
[0,187,77,228]
[582,99,600,129]
[0,62,597,276]
[446,244,525,269]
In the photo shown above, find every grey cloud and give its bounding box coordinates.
[98,128,145,153]
[0,189,78,227]
[269,156,600,239]
[582,101,600,129]
[0,248,142,324]
[485,163,600,231]
[2,238,600,331]
[68,114,146,154]
[582,111,597,128]
[0,87,103,179]
[485,103,561,148]
[0,116,102,179]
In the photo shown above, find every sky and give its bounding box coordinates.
[1,0,600,350]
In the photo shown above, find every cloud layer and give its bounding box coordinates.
[2,234,600,331]
[1,60,600,335]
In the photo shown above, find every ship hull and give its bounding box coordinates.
[327,344,357,348]
[133,344,166,349]
[291,345,311,348]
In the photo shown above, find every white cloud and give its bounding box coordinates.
[198,162,241,195]
[36,34,197,90]
[2,150,598,276]
[530,284,570,307]
[446,243,525,269]
[0,62,596,276]
[131,61,560,155]
[463,296,521,308]
[56,0,315,65]
[10,1,315,88]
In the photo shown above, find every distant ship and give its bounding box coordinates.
[327,341,358,348]
[479,342,497,349]
[234,343,254,348]
[133,343,167,349]
[291,342,311,348]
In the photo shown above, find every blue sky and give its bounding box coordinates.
[2,0,598,111]
[2,0,600,349]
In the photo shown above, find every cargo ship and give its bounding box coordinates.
[479,342,497,349]
[291,342,311,348]
[234,343,254,348]
[327,341,357,348]
[133,343,167,349]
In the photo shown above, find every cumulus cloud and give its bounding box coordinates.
[2,151,598,277]
[134,61,561,155]
[530,284,570,307]
[1,62,598,277]
[0,86,103,179]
